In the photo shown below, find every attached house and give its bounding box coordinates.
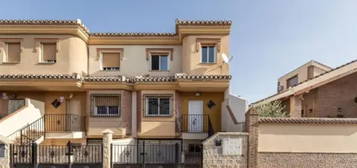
[252,59,357,118]
[0,19,243,156]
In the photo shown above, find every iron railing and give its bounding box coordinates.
[181,114,209,133]
[7,117,45,145]
[44,114,86,132]
[10,143,102,167]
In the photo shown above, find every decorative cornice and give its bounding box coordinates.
[145,48,174,61]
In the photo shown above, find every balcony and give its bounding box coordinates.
[180,114,212,140]
[44,114,86,139]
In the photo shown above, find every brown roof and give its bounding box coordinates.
[259,117,357,124]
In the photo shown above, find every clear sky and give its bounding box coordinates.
[0,0,356,103]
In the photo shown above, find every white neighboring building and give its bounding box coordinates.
[222,90,247,132]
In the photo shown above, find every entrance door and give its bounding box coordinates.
[188,100,204,132]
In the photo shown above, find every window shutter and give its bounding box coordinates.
[95,96,120,106]
[7,43,20,62]
[103,53,120,68]
[42,43,56,61]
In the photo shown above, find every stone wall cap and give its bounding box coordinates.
[259,117,357,124]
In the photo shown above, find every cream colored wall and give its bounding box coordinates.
[138,90,177,138]
[0,35,87,75]
[86,90,131,138]
[258,123,357,153]
[88,45,182,76]
[181,35,229,75]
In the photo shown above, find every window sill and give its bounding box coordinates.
[91,115,121,118]
[149,70,170,72]
[144,115,173,118]
[199,62,217,65]
[1,62,20,64]
[38,62,56,65]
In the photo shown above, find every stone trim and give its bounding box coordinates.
[145,48,174,61]
[258,117,357,124]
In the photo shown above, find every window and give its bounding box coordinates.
[287,75,299,88]
[201,46,216,63]
[92,95,121,117]
[0,144,5,158]
[151,55,169,71]
[102,53,120,71]
[146,96,171,116]
[41,43,57,63]
[6,42,21,63]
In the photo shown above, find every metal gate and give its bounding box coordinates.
[112,141,202,168]
[10,142,102,168]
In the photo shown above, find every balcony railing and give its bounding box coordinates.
[44,114,85,132]
[181,114,209,133]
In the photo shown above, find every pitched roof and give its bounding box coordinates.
[0,19,231,38]
[259,117,357,124]
[252,59,357,106]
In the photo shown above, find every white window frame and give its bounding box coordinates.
[200,45,216,64]
[92,95,121,117]
[145,96,172,116]
[150,54,170,71]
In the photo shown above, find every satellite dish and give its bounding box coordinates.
[221,53,233,64]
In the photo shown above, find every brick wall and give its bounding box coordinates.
[203,132,248,168]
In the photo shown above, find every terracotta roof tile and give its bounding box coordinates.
[83,76,127,82]
[0,74,79,80]
[0,19,89,32]
[176,19,232,25]
[90,32,176,37]
[259,117,357,124]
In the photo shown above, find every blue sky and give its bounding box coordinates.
[0,0,356,103]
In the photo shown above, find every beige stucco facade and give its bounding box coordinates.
[259,123,357,153]
[0,20,232,147]
[0,35,88,75]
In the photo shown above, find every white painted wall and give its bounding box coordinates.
[0,98,44,140]
[221,90,247,132]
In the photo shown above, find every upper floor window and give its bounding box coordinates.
[6,42,21,63]
[145,96,171,116]
[91,95,121,117]
[151,55,169,71]
[201,46,216,63]
[102,52,120,71]
[41,43,57,63]
[287,75,299,88]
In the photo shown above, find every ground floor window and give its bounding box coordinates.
[91,95,121,117]
[145,96,172,116]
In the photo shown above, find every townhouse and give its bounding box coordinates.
[0,19,241,156]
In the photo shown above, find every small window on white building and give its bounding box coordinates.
[92,95,121,117]
[201,46,216,63]
[102,53,120,71]
[145,96,171,116]
[151,55,169,71]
